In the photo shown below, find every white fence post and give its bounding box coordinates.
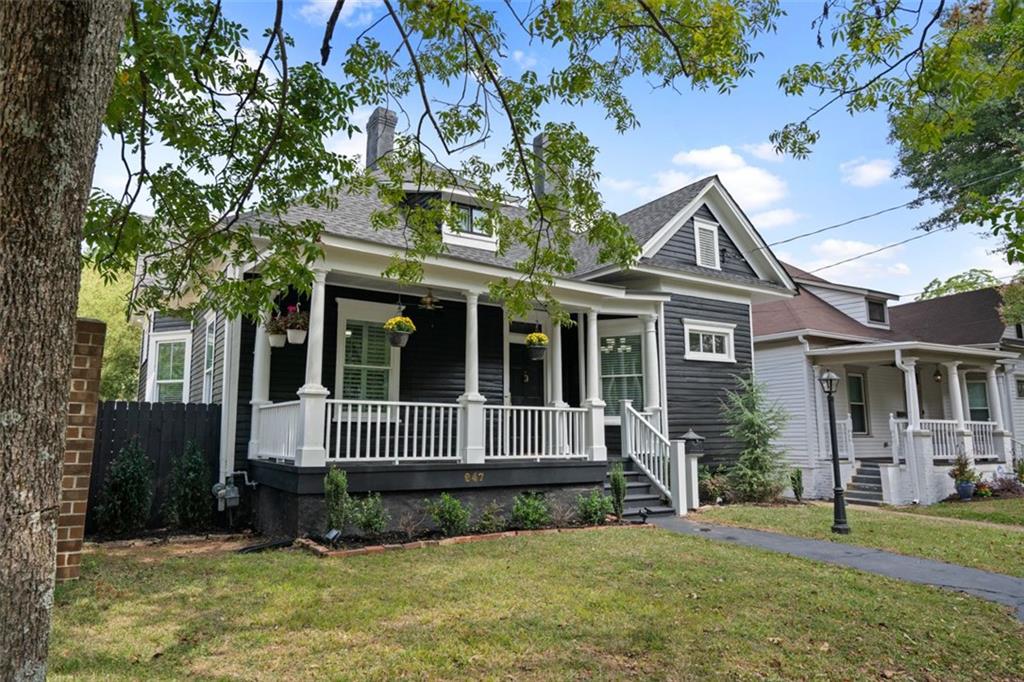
[669,440,686,516]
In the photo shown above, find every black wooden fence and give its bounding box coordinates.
[87,401,221,532]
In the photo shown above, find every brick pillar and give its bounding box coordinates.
[56,318,105,581]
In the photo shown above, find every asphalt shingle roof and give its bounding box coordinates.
[889,287,1008,346]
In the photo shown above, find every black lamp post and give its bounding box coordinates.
[818,369,850,535]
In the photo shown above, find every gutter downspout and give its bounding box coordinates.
[894,349,923,503]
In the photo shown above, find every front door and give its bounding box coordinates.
[509,343,544,406]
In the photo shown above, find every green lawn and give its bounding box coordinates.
[697,504,1024,577]
[892,497,1024,527]
[51,529,1024,680]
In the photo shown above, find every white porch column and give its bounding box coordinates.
[958,370,971,421]
[986,365,1006,431]
[460,291,486,463]
[584,310,607,461]
[295,268,330,467]
[900,356,921,430]
[247,308,273,459]
[944,361,966,429]
[641,314,661,420]
[548,322,566,406]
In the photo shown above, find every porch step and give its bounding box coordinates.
[851,474,881,485]
[846,461,885,506]
[847,482,882,494]
[606,458,673,517]
[623,505,675,519]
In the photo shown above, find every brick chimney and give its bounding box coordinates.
[366,107,397,168]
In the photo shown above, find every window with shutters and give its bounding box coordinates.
[683,319,735,362]
[693,218,720,269]
[600,334,643,417]
[342,320,392,400]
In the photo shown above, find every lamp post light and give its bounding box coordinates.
[818,369,851,535]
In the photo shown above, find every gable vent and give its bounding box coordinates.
[695,222,720,269]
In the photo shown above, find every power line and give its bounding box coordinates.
[808,224,957,273]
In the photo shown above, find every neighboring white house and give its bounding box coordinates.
[753,265,1023,506]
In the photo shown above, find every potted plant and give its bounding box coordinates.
[525,331,549,360]
[265,313,286,348]
[383,315,416,348]
[948,453,978,500]
[284,304,309,344]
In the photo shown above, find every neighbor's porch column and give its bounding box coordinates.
[247,307,273,459]
[460,291,486,464]
[642,314,662,421]
[295,267,330,467]
[584,310,607,461]
[900,356,922,430]
[549,321,566,406]
[986,365,1007,431]
[944,361,966,429]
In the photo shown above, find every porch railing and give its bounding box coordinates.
[821,414,855,460]
[325,399,461,461]
[621,402,671,498]
[966,421,996,458]
[921,419,960,460]
[255,401,300,460]
[483,405,587,459]
[889,416,909,463]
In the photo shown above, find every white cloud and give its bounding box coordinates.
[742,142,783,163]
[299,0,382,27]
[671,145,746,170]
[324,106,375,163]
[839,157,894,188]
[511,50,537,70]
[793,238,911,283]
[750,208,803,229]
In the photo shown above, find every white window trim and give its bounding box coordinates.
[846,371,869,435]
[1016,377,1024,400]
[442,203,498,252]
[683,318,735,363]
[335,298,402,405]
[202,312,216,403]
[693,217,721,270]
[145,330,192,402]
[965,378,991,421]
[865,298,889,327]
[598,318,644,425]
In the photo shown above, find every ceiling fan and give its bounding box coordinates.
[418,289,444,311]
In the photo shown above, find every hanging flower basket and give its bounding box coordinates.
[384,316,416,348]
[265,313,287,348]
[284,304,309,344]
[525,332,549,361]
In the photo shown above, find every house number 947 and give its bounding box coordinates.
[464,472,484,483]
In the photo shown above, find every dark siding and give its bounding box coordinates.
[211,314,226,404]
[561,316,581,407]
[152,311,190,332]
[663,293,752,466]
[653,204,758,281]
[189,317,207,403]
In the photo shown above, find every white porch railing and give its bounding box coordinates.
[820,413,855,460]
[921,419,960,460]
[966,421,997,458]
[255,401,300,460]
[325,400,460,461]
[483,405,587,458]
[621,402,671,498]
[889,416,908,463]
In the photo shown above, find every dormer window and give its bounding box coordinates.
[693,218,720,270]
[453,203,491,236]
[442,202,498,251]
[866,299,888,325]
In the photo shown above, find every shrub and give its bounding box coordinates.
[165,440,212,529]
[990,474,1024,496]
[948,453,979,484]
[789,468,804,503]
[975,480,993,498]
[697,465,729,505]
[1015,457,1024,483]
[576,490,614,525]
[426,493,471,537]
[95,440,152,535]
[324,469,354,531]
[721,376,790,503]
[475,501,506,533]
[510,492,552,529]
[353,492,390,538]
[609,462,627,519]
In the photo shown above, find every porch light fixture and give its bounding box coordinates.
[818,368,850,535]
[933,367,943,383]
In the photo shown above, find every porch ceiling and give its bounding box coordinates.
[806,341,1018,368]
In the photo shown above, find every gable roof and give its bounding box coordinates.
[889,287,1008,346]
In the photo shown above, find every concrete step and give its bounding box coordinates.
[624,493,664,506]
[848,482,882,494]
[846,496,883,507]
[603,480,652,492]
[623,505,675,519]
[851,474,881,485]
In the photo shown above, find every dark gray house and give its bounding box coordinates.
[137,108,795,533]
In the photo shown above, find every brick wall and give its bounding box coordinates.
[56,318,106,581]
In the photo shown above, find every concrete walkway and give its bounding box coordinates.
[654,516,1024,621]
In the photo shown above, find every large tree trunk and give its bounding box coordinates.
[0,1,127,678]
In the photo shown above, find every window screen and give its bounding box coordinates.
[343,320,391,400]
[600,334,643,417]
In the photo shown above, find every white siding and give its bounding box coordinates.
[803,284,871,325]
[832,364,905,460]
[754,340,814,465]
[918,363,946,420]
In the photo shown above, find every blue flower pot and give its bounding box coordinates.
[956,481,976,500]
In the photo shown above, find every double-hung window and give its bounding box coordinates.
[683,319,735,363]
[342,320,392,400]
[154,339,188,402]
[966,380,990,421]
[453,204,491,236]
[600,334,643,417]
[846,372,868,434]
[202,317,216,403]
[1016,378,1024,399]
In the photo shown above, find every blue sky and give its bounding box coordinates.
[92,0,1014,301]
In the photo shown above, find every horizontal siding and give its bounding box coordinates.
[802,285,870,325]
[663,294,752,466]
[653,204,759,281]
[152,311,190,332]
[753,341,812,465]
[833,364,905,461]
[212,314,225,404]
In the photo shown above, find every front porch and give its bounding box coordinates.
[807,342,1018,505]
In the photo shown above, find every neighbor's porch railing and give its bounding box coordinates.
[255,400,300,461]
[921,419,960,460]
[325,399,461,462]
[483,405,587,459]
[966,420,997,458]
[621,401,671,498]
[820,413,855,460]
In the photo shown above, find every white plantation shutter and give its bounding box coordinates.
[600,334,644,417]
[696,224,719,268]
[342,320,391,400]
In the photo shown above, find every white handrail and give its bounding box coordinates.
[483,405,587,458]
[325,399,460,461]
[966,421,997,458]
[921,419,959,460]
[255,401,301,460]
[620,400,671,498]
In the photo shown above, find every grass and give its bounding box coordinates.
[893,497,1024,527]
[51,529,1024,680]
[697,504,1024,577]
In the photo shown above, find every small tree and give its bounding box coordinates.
[721,376,790,503]
[165,440,212,530]
[324,469,354,532]
[609,463,627,520]
[95,441,153,536]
